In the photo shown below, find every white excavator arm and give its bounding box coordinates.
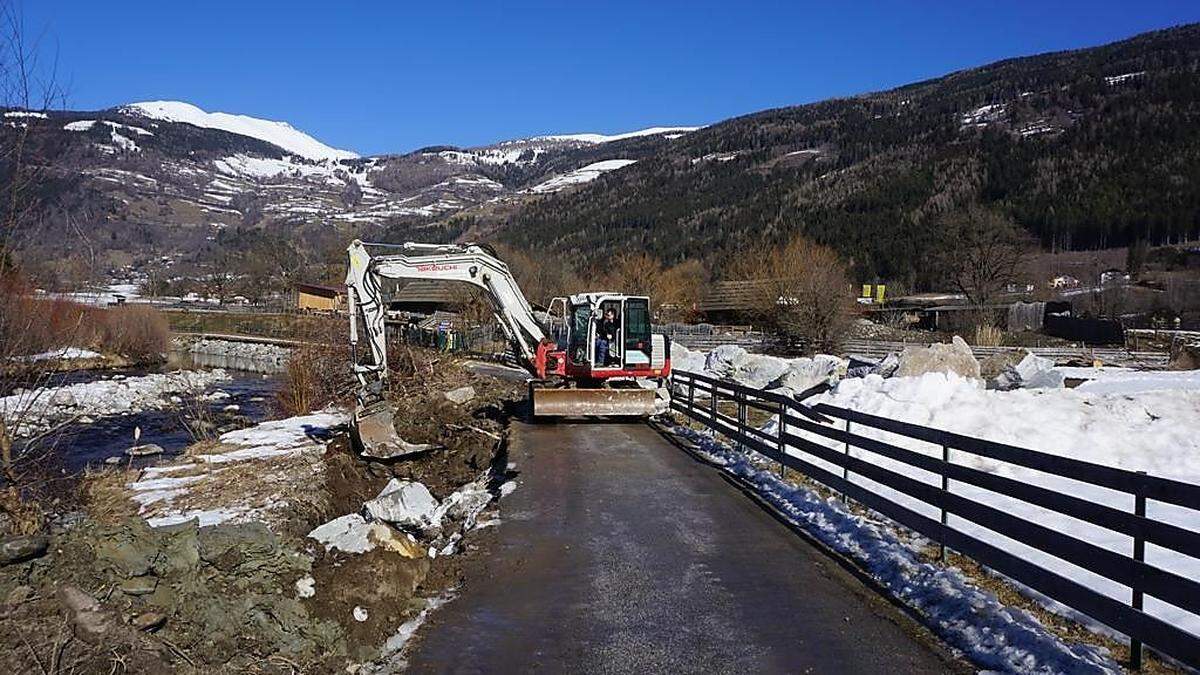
[345,239,548,406]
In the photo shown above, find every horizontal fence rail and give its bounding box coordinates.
[669,369,1200,669]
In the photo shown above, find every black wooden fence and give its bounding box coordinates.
[669,369,1200,669]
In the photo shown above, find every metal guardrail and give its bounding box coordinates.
[669,369,1200,669]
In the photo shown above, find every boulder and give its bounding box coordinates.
[0,534,49,565]
[669,342,706,373]
[980,350,1029,381]
[896,336,981,380]
[125,444,165,457]
[767,356,841,395]
[994,353,1064,390]
[362,480,440,533]
[308,513,374,553]
[871,353,900,378]
[704,345,750,378]
[444,385,477,405]
[57,585,118,645]
[49,390,77,407]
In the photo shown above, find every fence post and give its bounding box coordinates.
[709,382,717,427]
[1131,470,1146,671]
[777,403,788,478]
[940,443,950,562]
[686,375,695,414]
[735,390,747,452]
[841,418,851,503]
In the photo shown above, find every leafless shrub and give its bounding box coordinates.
[276,322,353,417]
[97,304,170,362]
[728,235,855,355]
[598,252,707,322]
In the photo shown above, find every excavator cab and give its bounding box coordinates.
[532,293,668,417]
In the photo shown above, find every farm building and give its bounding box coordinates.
[295,283,345,313]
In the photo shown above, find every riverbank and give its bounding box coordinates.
[0,348,524,673]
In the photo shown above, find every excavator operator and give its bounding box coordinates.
[596,306,620,366]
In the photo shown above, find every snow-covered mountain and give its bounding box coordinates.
[9,100,695,260]
[120,100,358,161]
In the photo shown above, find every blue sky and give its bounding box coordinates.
[23,1,1200,155]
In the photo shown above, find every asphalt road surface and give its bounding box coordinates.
[406,421,964,674]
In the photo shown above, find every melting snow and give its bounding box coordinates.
[528,159,636,193]
[672,425,1122,673]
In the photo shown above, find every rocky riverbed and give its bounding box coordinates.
[0,369,232,438]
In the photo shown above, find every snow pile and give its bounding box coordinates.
[528,159,637,193]
[671,424,1121,673]
[0,369,231,437]
[129,409,346,528]
[13,347,103,362]
[1058,367,1200,395]
[792,372,1200,635]
[120,100,357,161]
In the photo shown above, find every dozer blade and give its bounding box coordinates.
[532,387,658,417]
[352,403,439,460]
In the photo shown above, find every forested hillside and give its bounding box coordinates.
[494,24,1200,288]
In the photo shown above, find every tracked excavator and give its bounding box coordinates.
[345,240,671,457]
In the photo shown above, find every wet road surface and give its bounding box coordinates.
[407,421,964,674]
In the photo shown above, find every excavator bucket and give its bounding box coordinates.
[352,402,439,460]
[531,386,658,418]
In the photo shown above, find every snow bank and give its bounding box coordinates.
[672,425,1121,674]
[785,372,1200,637]
[0,369,231,437]
[131,409,347,528]
[14,347,103,362]
[534,126,700,144]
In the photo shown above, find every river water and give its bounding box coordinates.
[36,368,282,473]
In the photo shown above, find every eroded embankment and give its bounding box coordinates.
[0,349,523,673]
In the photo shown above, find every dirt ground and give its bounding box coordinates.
[0,348,524,674]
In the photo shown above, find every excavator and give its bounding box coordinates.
[345,240,671,457]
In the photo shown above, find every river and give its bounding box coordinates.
[31,367,282,473]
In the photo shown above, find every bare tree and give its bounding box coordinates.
[935,207,1030,306]
[729,234,855,354]
[0,0,65,265]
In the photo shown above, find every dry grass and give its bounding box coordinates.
[972,322,1004,347]
[79,466,141,527]
[0,274,170,363]
[276,322,354,417]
